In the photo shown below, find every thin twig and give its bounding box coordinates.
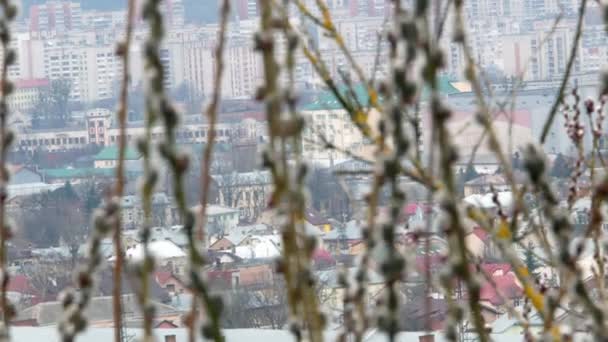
[111,0,136,338]
[540,0,587,143]
[189,1,230,341]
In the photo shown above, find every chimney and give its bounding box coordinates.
[419,335,434,342]
[164,335,176,342]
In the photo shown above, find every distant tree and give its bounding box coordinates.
[83,182,103,219]
[523,242,541,276]
[222,277,289,329]
[31,79,72,128]
[512,151,522,170]
[25,261,72,304]
[307,168,350,219]
[550,153,572,178]
[19,182,88,266]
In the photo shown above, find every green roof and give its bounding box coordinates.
[93,146,140,161]
[303,77,461,111]
[303,83,372,111]
[42,167,114,179]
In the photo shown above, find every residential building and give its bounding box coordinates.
[501,21,581,81]
[120,193,173,230]
[28,1,83,33]
[9,79,49,112]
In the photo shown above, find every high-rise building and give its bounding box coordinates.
[349,0,389,17]
[233,0,259,20]
[28,1,82,33]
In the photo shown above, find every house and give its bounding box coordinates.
[14,294,181,327]
[400,297,448,331]
[154,320,179,328]
[207,269,239,290]
[479,264,524,309]
[413,255,446,276]
[211,170,272,222]
[402,203,433,227]
[312,248,335,269]
[191,204,240,237]
[121,226,189,252]
[315,267,385,324]
[96,268,171,304]
[8,165,43,184]
[322,220,363,253]
[463,174,509,197]
[209,233,248,251]
[93,146,141,169]
[305,207,332,233]
[120,193,174,230]
[206,263,274,290]
[208,223,274,251]
[230,263,275,288]
[463,191,514,212]
[111,240,187,275]
[234,235,281,260]
[465,227,500,259]
[153,271,187,295]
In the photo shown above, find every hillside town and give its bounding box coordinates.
[0,0,606,341]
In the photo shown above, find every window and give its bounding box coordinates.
[166,284,175,292]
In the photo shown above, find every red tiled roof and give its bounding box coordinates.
[480,263,512,277]
[479,273,523,306]
[7,275,35,295]
[154,271,174,286]
[403,203,433,216]
[472,227,490,242]
[414,255,446,273]
[312,248,335,264]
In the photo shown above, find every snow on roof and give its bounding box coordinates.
[110,240,186,262]
[206,205,240,216]
[234,235,281,260]
[315,267,384,288]
[211,170,272,186]
[7,326,594,341]
[7,182,64,199]
[463,191,513,209]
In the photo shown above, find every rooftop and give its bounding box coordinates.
[42,167,114,179]
[303,77,461,111]
[93,146,140,161]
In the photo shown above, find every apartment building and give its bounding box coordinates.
[40,39,121,102]
[9,79,49,112]
[501,21,580,81]
[28,1,83,33]
[301,106,381,166]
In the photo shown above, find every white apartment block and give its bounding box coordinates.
[9,79,49,112]
[41,39,122,102]
[301,108,379,166]
[501,22,580,81]
[222,37,262,99]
